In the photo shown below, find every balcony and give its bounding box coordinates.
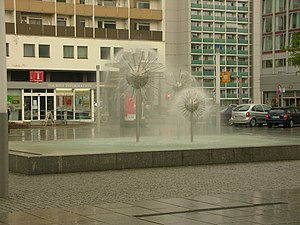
[238,61,248,65]
[239,72,248,76]
[203,4,213,9]
[238,39,248,44]
[215,39,225,43]
[94,6,128,19]
[227,39,237,43]
[76,27,93,38]
[203,16,214,20]
[192,49,202,53]
[191,37,202,42]
[191,15,202,20]
[203,38,214,42]
[226,28,237,32]
[227,82,237,87]
[238,18,248,22]
[203,71,214,76]
[227,93,238,98]
[226,6,237,10]
[242,83,249,88]
[192,26,202,31]
[203,49,213,53]
[203,60,214,64]
[192,60,202,64]
[203,27,213,31]
[215,16,225,21]
[227,17,236,22]
[192,71,203,76]
[16,0,55,14]
[215,5,225,10]
[227,50,237,54]
[95,28,129,40]
[238,50,248,55]
[238,28,248,33]
[227,61,237,65]
[130,8,162,20]
[238,7,248,11]
[242,94,249,98]
[17,23,56,36]
[215,27,225,32]
[57,26,75,37]
[130,30,162,41]
[191,3,202,9]
[203,82,215,88]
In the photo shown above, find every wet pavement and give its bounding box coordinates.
[0,188,299,225]
[2,122,300,224]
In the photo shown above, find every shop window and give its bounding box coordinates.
[100,47,110,59]
[24,44,35,57]
[39,44,50,58]
[63,45,74,58]
[77,46,88,59]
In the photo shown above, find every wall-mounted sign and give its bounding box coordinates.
[30,71,44,82]
[222,71,230,83]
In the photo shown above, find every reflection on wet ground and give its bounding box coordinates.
[8,120,300,142]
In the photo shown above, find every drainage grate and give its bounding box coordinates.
[135,202,287,218]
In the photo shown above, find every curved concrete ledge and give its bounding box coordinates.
[9,145,300,175]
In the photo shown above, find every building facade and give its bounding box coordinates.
[4,0,165,122]
[260,0,300,107]
[165,0,261,106]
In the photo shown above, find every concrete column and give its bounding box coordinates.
[96,65,101,135]
[215,49,221,133]
[0,0,9,198]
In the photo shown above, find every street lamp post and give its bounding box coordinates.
[215,48,221,133]
[0,0,9,198]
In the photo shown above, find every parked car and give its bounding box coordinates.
[266,107,300,128]
[220,104,237,125]
[231,104,271,127]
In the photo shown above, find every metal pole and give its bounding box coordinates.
[96,65,101,135]
[136,89,141,143]
[215,49,221,133]
[238,76,243,104]
[0,0,9,198]
[190,112,193,142]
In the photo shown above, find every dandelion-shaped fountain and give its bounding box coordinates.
[175,88,208,142]
[108,49,163,142]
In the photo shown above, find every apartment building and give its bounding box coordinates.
[261,0,300,107]
[4,0,165,122]
[165,0,261,105]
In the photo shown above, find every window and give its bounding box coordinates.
[24,44,35,57]
[97,0,116,6]
[290,12,300,29]
[276,0,286,12]
[263,17,272,33]
[262,59,273,68]
[39,45,50,58]
[290,0,300,9]
[137,0,150,8]
[79,18,85,28]
[114,47,123,56]
[77,46,88,59]
[80,0,85,4]
[57,0,66,2]
[276,15,286,31]
[275,34,286,50]
[104,21,116,29]
[263,36,273,52]
[57,17,67,26]
[275,59,286,67]
[21,15,42,25]
[6,43,9,57]
[100,47,110,59]
[63,46,74,58]
[134,22,150,31]
[263,0,272,14]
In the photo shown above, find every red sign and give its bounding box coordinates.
[30,71,44,82]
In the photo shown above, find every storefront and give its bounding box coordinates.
[7,82,95,122]
[263,91,300,108]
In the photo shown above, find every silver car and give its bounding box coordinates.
[231,104,271,127]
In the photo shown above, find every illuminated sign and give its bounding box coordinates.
[30,71,44,82]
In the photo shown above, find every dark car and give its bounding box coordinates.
[220,104,237,125]
[266,107,300,128]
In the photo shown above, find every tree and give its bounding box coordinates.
[286,33,300,72]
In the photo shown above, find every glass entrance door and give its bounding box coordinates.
[23,94,55,121]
